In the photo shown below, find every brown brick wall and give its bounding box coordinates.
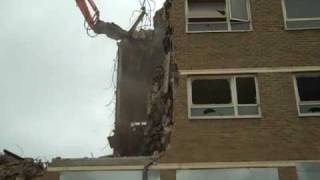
[35,172,59,180]
[161,170,176,180]
[162,73,320,163]
[278,167,297,180]
[169,0,320,70]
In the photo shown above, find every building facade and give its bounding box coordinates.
[160,0,320,179]
[48,0,320,180]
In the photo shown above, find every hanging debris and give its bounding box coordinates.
[143,2,176,155]
[92,21,129,40]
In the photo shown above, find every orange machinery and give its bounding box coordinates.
[75,0,100,29]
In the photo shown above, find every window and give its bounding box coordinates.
[294,74,320,116]
[60,171,160,180]
[297,163,320,180]
[188,75,261,119]
[186,0,252,32]
[282,0,320,30]
[177,168,279,180]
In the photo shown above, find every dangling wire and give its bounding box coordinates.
[84,20,99,38]
[129,0,156,30]
[141,0,155,29]
[80,0,100,38]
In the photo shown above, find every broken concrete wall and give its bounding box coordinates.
[108,0,176,156]
[142,1,176,155]
[113,30,166,155]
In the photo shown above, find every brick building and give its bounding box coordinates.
[159,0,320,179]
[49,0,320,180]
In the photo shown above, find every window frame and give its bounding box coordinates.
[293,73,320,117]
[177,168,279,180]
[281,0,320,30]
[185,0,253,33]
[187,75,262,119]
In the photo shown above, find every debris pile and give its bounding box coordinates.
[0,150,45,180]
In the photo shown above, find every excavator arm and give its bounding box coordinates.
[75,0,100,29]
[75,0,146,40]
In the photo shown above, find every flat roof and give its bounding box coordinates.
[48,157,320,172]
[50,156,153,167]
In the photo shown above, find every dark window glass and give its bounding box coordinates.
[188,1,226,20]
[284,0,320,19]
[236,77,256,104]
[230,0,248,21]
[297,76,320,101]
[192,79,231,104]
[297,163,320,180]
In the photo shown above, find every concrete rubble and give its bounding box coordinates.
[0,150,45,180]
[143,1,176,155]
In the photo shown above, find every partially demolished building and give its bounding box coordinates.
[49,0,320,180]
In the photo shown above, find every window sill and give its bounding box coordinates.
[186,29,253,33]
[284,27,320,31]
[188,115,262,120]
[298,113,320,117]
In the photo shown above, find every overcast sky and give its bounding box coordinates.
[0,0,164,160]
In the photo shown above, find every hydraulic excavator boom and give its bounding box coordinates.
[75,0,146,40]
[75,0,100,29]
